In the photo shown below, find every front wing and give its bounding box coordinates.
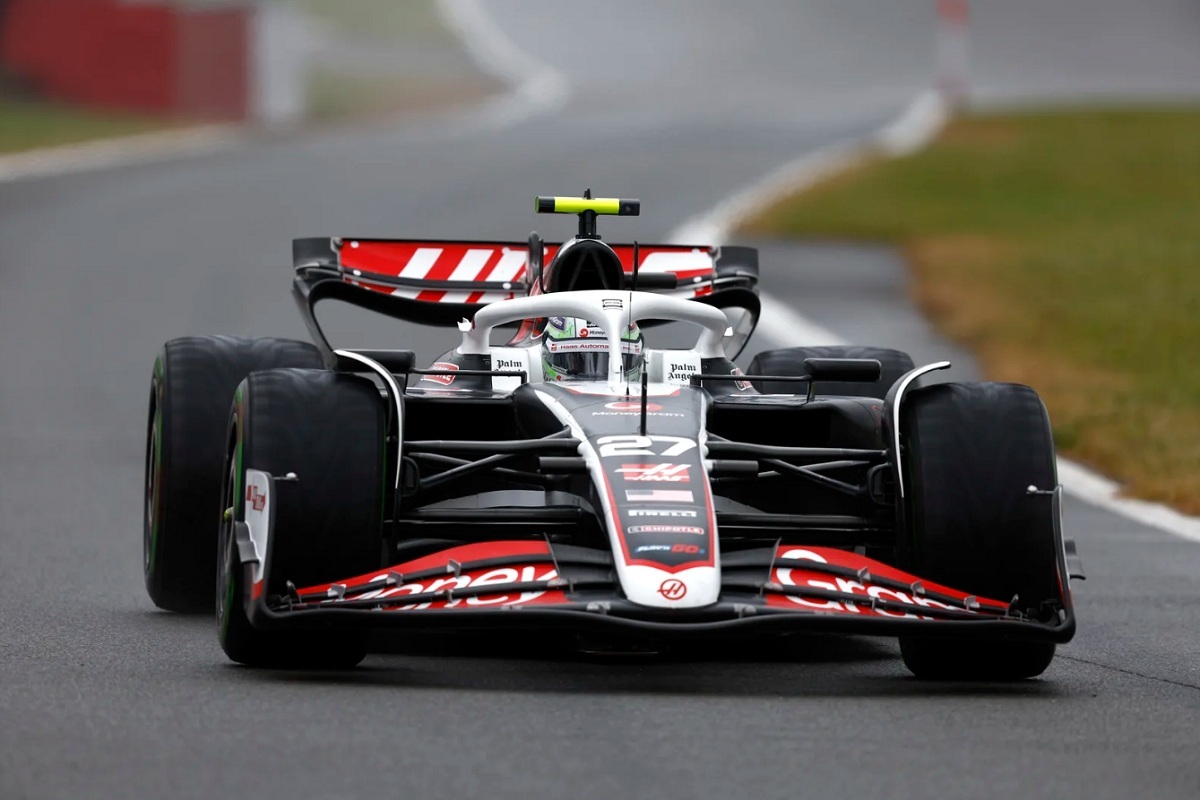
[234,473,1076,643]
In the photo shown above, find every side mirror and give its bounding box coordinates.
[802,358,882,383]
[626,272,678,290]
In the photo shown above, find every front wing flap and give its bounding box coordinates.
[236,502,1075,642]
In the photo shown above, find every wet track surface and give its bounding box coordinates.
[3,2,1200,798]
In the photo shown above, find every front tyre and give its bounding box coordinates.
[217,368,385,669]
[898,382,1062,680]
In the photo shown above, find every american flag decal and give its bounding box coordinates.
[625,488,695,503]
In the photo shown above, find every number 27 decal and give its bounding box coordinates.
[596,435,697,458]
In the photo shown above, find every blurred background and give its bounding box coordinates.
[2,3,1199,799]
[3,0,1198,139]
[0,0,495,146]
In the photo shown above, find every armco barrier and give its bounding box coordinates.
[0,0,249,121]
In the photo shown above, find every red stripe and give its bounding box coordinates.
[341,242,423,275]
[335,240,718,301]
[413,249,459,303]
[465,249,512,304]
[417,247,503,303]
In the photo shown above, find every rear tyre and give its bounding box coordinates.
[217,368,385,669]
[144,336,323,613]
[898,382,1061,680]
[749,345,914,396]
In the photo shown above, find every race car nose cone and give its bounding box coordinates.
[619,564,721,610]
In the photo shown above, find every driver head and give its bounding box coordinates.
[542,317,644,382]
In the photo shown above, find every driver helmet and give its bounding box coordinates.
[542,316,644,382]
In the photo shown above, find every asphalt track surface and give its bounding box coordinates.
[3,2,1200,798]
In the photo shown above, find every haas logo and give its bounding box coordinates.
[617,464,690,482]
[245,486,266,512]
[657,579,687,601]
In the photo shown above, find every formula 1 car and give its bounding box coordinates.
[143,194,1078,680]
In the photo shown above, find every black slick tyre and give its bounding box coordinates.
[217,368,385,669]
[144,336,323,613]
[749,346,914,397]
[898,382,1060,680]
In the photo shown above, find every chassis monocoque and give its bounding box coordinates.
[143,196,1078,680]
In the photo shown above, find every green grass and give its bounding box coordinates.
[743,108,1200,513]
[0,98,171,154]
[284,0,451,43]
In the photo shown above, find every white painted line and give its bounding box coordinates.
[670,90,946,247]
[876,90,951,157]
[667,90,1200,543]
[755,294,848,348]
[435,0,569,130]
[0,124,245,184]
[670,140,862,247]
[1056,461,1200,542]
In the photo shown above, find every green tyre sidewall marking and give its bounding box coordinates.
[146,354,165,576]
[233,385,244,536]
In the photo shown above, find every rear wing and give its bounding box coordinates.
[292,237,760,357]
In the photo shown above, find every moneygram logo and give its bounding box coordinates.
[772,548,968,619]
[605,401,662,412]
[329,565,559,610]
[593,400,684,418]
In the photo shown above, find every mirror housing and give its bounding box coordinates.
[802,358,882,383]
